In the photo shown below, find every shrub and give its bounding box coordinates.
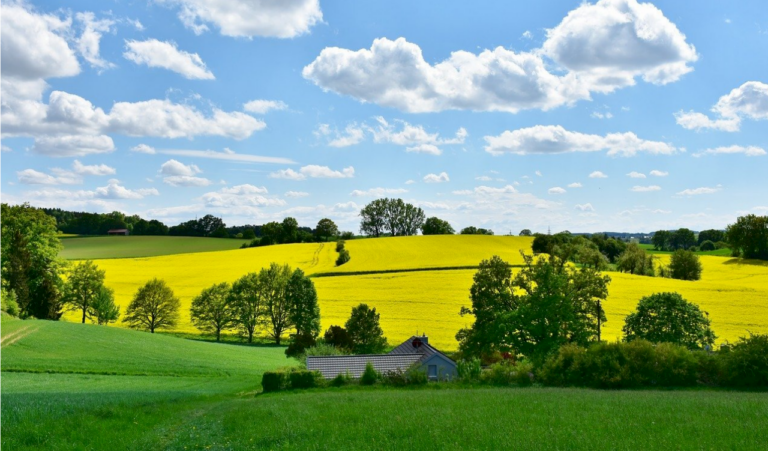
[286,333,317,359]
[457,358,482,382]
[721,334,768,387]
[323,325,353,351]
[669,249,702,281]
[481,361,534,386]
[336,249,350,266]
[1,287,20,317]
[289,370,323,389]
[691,350,723,386]
[330,372,352,387]
[335,240,345,252]
[360,361,379,385]
[652,342,698,386]
[623,292,715,349]
[261,371,288,393]
[699,240,716,251]
[381,367,427,386]
[340,231,355,240]
[538,343,587,386]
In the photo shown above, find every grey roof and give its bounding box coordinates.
[307,354,423,379]
[389,336,455,365]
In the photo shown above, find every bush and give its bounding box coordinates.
[481,361,535,386]
[261,371,288,393]
[360,361,379,385]
[285,333,317,359]
[538,343,587,386]
[330,372,352,387]
[1,287,20,317]
[457,358,482,382]
[336,249,350,266]
[335,240,345,252]
[721,334,768,387]
[382,366,428,386]
[699,240,716,251]
[652,342,698,386]
[623,292,715,349]
[340,231,355,240]
[289,370,323,389]
[669,249,703,281]
[323,325,353,351]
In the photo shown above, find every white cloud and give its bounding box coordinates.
[304,1,696,113]
[548,187,567,194]
[17,169,79,185]
[630,185,661,192]
[484,125,676,157]
[535,171,543,177]
[124,39,215,80]
[694,145,766,157]
[72,160,116,176]
[94,180,159,199]
[423,172,450,183]
[158,148,293,164]
[675,81,768,132]
[627,171,646,178]
[285,191,309,198]
[677,186,722,196]
[159,0,322,38]
[406,144,442,155]
[76,12,115,70]
[404,180,416,185]
[575,203,595,211]
[350,188,408,197]
[2,145,12,152]
[30,134,115,157]
[316,123,366,148]
[568,182,583,188]
[589,171,608,178]
[270,165,355,180]
[243,99,288,114]
[131,144,156,154]
[200,184,284,209]
[591,111,613,119]
[649,170,668,177]
[521,30,533,39]
[476,176,492,182]
[160,159,202,177]
[163,176,213,187]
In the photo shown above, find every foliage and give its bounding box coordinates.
[91,286,120,325]
[286,333,318,359]
[261,367,324,392]
[336,249,351,266]
[330,371,352,387]
[519,229,532,236]
[668,249,702,280]
[616,243,656,276]
[460,226,494,235]
[335,240,346,252]
[531,232,570,254]
[457,253,610,364]
[652,229,697,251]
[122,278,180,333]
[457,358,482,382]
[345,304,388,354]
[1,203,64,319]
[623,292,715,349]
[289,369,324,389]
[359,199,387,237]
[698,229,726,245]
[727,214,768,260]
[324,325,354,351]
[481,360,535,386]
[699,240,716,251]
[259,263,293,344]
[360,361,379,385]
[422,217,455,235]
[228,272,264,343]
[63,260,106,323]
[315,218,339,241]
[169,214,225,237]
[721,334,768,387]
[261,371,288,393]
[190,282,235,341]
[1,286,20,317]
[286,268,321,354]
[359,198,425,237]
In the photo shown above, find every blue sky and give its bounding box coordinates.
[2,0,767,233]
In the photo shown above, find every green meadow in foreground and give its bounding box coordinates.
[3,317,768,450]
[59,235,251,260]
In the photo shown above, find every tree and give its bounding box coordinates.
[623,292,715,349]
[286,269,321,345]
[242,228,256,240]
[359,199,387,237]
[122,279,180,333]
[461,226,494,235]
[260,263,293,344]
[210,226,229,238]
[91,286,120,325]
[422,217,455,235]
[345,304,388,354]
[199,214,225,236]
[260,221,282,245]
[616,243,656,276]
[519,229,532,236]
[191,282,235,341]
[400,203,425,236]
[229,273,264,343]
[699,240,716,251]
[668,249,702,281]
[1,203,64,319]
[281,217,299,243]
[727,214,768,260]
[63,260,106,323]
[698,229,725,245]
[383,198,405,236]
[324,325,354,351]
[456,253,610,363]
[1,287,20,317]
[670,228,696,250]
[315,218,338,242]
[652,230,671,251]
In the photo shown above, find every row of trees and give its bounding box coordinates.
[651,228,698,251]
[43,209,169,236]
[359,199,426,237]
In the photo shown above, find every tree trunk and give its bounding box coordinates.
[216,328,221,342]
[82,307,87,324]
[248,329,253,343]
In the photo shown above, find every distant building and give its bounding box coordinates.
[107,229,129,236]
[307,335,457,381]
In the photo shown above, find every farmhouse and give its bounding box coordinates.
[107,229,129,236]
[307,335,457,381]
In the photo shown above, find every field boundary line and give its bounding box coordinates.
[0,368,242,377]
[310,265,526,278]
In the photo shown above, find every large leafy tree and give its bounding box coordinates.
[286,269,320,339]
[623,292,716,349]
[651,230,671,251]
[422,217,455,235]
[314,218,339,242]
[91,286,120,325]
[359,199,387,237]
[670,228,696,250]
[228,272,264,343]
[191,282,236,341]
[345,303,388,354]
[260,263,293,344]
[668,249,702,281]
[122,279,180,333]
[616,243,656,276]
[63,260,106,323]
[400,203,425,236]
[1,203,64,319]
[727,214,768,260]
[698,229,725,245]
[280,217,299,243]
[456,253,610,363]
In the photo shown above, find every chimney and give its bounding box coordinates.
[419,335,428,345]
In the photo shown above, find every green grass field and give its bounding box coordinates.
[639,243,732,257]
[59,235,251,259]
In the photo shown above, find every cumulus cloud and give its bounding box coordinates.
[285,191,309,198]
[649,170,668,176]
[630,185,661,192]
[677,186,722,196]
[76,12,116,70]
[131,144,156,154]
[72,160,116,176]
[303,1,696,113]
[243,99,288,114]
[95,180,160,199]
[270,165,355,180]
[124,39,215,80]
[17,168,80,185]
[30,134,115,157]
[158,148,293,164]
[158,0,322,38]
[568,182,583,188]
[575,203,595,212]
[315,123,366,148]
[483,125,676,157]
[350,187,408,197]
[548,187,567,194]
[693,145,766,157]
[589,171,608,178]
[627,171,646,178]
[675,81,768,132]
[423,172,450,183]
[160,159,212,186]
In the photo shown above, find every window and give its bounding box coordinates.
[428,364,437,379]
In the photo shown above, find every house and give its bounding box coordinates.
[307,335,457,381]
[107,229,129,236]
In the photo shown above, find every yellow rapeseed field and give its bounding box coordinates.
[66,237,768,350]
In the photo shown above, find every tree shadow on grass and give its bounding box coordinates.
[721,258,768,267]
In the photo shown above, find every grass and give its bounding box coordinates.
[59,235,252,259]
[639,243,733,257]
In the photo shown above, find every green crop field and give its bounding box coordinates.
[639,243,732,257]
[59,235,252,260]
